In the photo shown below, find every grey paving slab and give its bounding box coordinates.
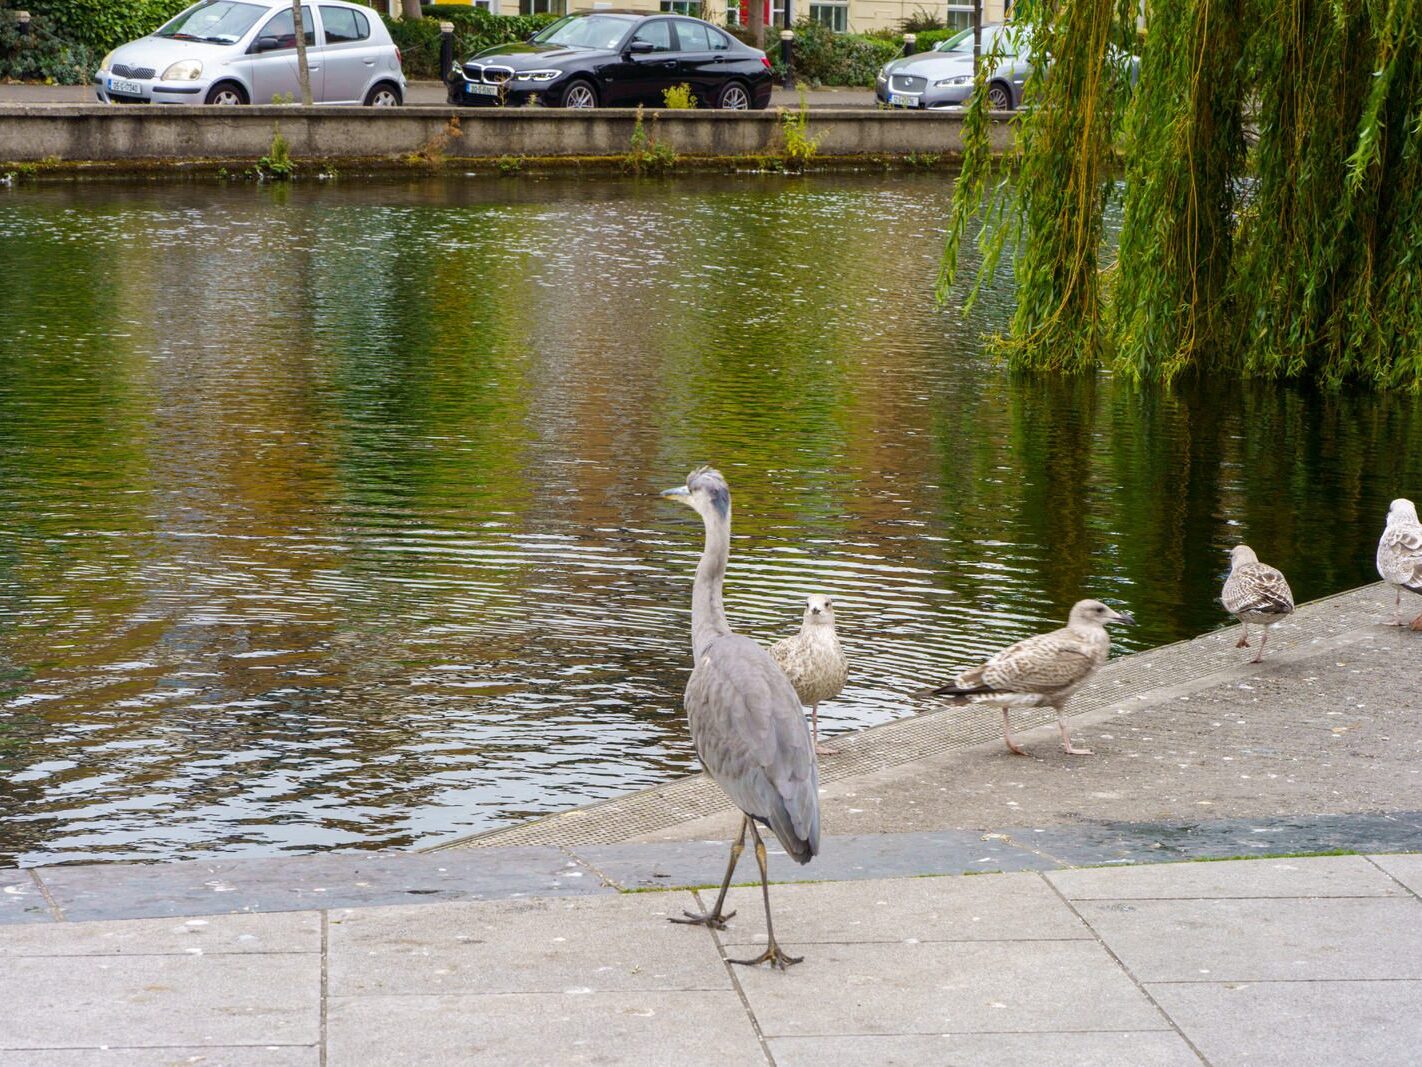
[1149,979,1422,1067]
[1076,896,1422,981]
[1368,852,1422,895]
[327,891,726,996]
[0,869,54,924]
[325,990,767,1066]
[1005,811,1422,867]
[0,953,319,1050]
[572,830,1052,890]
[716,872,1089,944]
[1049,853,1407,900]
[729,940,1167,1037]
[0,1048,317,1066]
[31,846,604,923]
[768,1032,1200,1067]
[0,910,320,957]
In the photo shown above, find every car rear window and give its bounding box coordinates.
[674,20,724,51]
[321,5,369,42]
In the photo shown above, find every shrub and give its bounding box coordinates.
[18,0,190,57]
[383,10,559,80]
[662,82,697,109]
[0,7,93,83]
[783,20,899,88]
[625,105,676,175]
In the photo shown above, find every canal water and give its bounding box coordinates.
[1,174,1419,866]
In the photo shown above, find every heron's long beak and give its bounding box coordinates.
[1113,610,1137,626]
[660,486,690,500]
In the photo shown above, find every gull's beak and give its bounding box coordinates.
[1112,610,1137,626]
[660,486,690,500]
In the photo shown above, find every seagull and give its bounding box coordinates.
[1221,545,1294,662]
[770,594,848,757]
[1377,498,1422,630]
[929,600,1135,756]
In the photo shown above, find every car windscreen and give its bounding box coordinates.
[938,25,1014,55]
[531,13,635,50]
[154,0,267,43]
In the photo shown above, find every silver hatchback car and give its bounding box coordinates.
[95,0,406,106]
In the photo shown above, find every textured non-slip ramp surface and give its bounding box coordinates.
[3,855,1421,1065]
[434,584,1417,850]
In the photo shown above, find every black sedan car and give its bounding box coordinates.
[448,11,773,109]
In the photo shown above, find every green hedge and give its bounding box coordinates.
[785,20,900,88]
[383,10,559,80]
[16,0,190,57]
[0,7,93,83]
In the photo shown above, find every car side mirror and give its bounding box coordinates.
[625,40,655,56]
[254,35,281,52]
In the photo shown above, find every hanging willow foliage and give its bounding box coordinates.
[941,0,1422,390]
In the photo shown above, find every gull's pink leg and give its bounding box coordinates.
[1002,707,1027,756]
[1057,713,1094,756]
[811,704,839,756]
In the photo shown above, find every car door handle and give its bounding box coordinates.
[659,60,676,68]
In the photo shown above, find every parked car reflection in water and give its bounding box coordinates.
[448,11,773,109]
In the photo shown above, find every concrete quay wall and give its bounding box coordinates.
[0,104,1010,165]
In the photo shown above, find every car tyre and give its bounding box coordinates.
[205,81,248,106]
[987,81,1013,110]
[559,78,598,109]
[364,82,402,106]
[715,80,751,110]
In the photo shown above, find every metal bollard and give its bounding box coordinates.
[779,29,794,90]
[439,21,455,82]
[16,10,31,36]
[903,31,916,56]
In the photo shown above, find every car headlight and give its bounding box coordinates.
[100,51,115,72]
[514,69,561,82]
[161,59,203,81]
[876,68,889,82]
[934,75,973,87]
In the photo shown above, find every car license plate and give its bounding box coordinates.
[888,92,919,107]
[108,77,143,95]
[467,82,499,96]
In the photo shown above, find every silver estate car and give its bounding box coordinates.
[875,24,1029,110]
[95,0,405,106]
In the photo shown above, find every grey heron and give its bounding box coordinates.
[661,466,820,970]
[930,599,1135,756]
[1221,545,1294,662]
[770,594,848,756]
[1377,498,1422,629]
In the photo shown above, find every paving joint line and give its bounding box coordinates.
[319,909,330,1067]
[28,869,66,922]
[1038,871,1213,1067]
[1363,855,1422,903]
[691,887,777,1067]
[557,844,626,892]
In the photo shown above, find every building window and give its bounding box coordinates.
[519,0,562,13]
[660,0,702,13]
[472,0,493,10]
[809,1,846,30]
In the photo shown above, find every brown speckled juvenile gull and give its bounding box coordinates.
[1221,545,1294,663]
[770,594,849,757]
[1377,497,1422,630]
[930,599,1135,756]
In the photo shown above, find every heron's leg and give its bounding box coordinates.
[1001,706,1027,756]
[1057,711,1094,756]
[1236,622,1250,649]
[669,815,745,930]
[729,821,802,970]
[811,704,839,757]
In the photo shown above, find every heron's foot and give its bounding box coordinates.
[814,742,840,757]
[730,940,803,970]
[1061,743,1095,756]
[670,909,735,930]
[1236,635,1250,648]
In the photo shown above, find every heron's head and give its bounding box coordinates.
[1229,544,1259,568]
[1387,498,1419,526]
[660,465,731,522]
[803,593,836,627]
[1069,599,1136,629]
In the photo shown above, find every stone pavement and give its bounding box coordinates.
[2,853,1422,1065]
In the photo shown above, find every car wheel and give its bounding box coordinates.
[364,82,402,107]
[205,81,248,106]
[559,79,598,109]
[987,81,1013,110]
[716,80,751,110]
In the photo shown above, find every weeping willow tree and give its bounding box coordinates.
[941,0,1422,390]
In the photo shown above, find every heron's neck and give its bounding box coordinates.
[692,507,732,658]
